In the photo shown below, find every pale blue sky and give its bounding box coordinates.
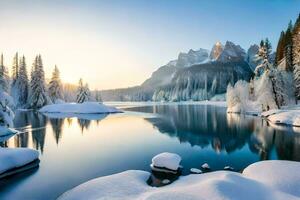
[0,0,299,89]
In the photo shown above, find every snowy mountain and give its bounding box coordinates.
[153,61,253,101]
[175,48,210,68]
[216,41,246,62]
[210,42,224,60]
[100,41,255,101]
[247,44,260,71]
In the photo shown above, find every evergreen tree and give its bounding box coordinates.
[255,38,272,76]
[292,14,300,66]
[11,52,19,82]
[11,52,19,100]
[275,31,286,66]
[285,20,294,71]
[0,54,9,92]
[94,89,102,102]
[29,55,49,109]
[76,79,90,103]
[48,65,63,102]
[293,14,300,99]
[15,56,29,107]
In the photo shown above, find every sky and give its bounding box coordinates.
[0,0,299,90]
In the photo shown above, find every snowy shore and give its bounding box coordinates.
[58,160,300,200]
[39,102,121,114]
[0,147,39,178]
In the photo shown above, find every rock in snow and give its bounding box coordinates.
[58,160,300,200]
[39,102,121,114]
[190,168,202,174]
[0,147,39,175]
[201,163,210,170]
[151,152,181,172]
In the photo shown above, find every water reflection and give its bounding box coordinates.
[126,104,300,161]
[0,111,108,152]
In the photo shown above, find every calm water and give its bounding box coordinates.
[0,103,300,200]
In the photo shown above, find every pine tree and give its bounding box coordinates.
[0,54,9,92]
[11,52,19,100]
[11,52,19,82]
[15,56,29,107]
[76,79,90,103]
[48,65,63,103]
[255,39,272,76]
[285,20,294,71]
[94,89,102,102]
[292,14,300,66]
[29,55,49,109]
[275,31,286,66]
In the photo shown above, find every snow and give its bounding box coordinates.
[39,102,121,114]
[0,147,39,174]
[201,163,210,170]
[264,109,300,126]
[58,160,300,200]
[190,168,202,174]
[151,152,181,171]
[0,126,18,137]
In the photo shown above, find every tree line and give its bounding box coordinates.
[0,53,101,109]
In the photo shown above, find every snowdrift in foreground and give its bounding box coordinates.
[262,109,300,127]
[0,147,39,175]
[59,160,300,200]
[39,102,121,114]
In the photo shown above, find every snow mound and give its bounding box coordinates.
[151,152,181,171]
[0,147,39,174]
[265,110,300,126]
[59,160,300,200]
[39,102,121,114]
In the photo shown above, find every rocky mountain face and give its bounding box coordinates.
[175,48,209,68]
[153,61,253,101]
[216,41,246,62]
[246,44,260,71]
[101,41,258,101]
[210,42,224,60]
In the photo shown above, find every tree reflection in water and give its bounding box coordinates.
[127,104,300,161]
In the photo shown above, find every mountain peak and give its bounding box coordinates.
[210,42,224,60]
[216,41,246,62]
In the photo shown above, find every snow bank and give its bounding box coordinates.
[263,110,300,126]
[0,147,39,174]
[59,160,300,200]
[39,102,121,114]
[151,152,181,171]
[0,126,18,137]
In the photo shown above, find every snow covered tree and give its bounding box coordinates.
[11,52,19,100]
[0,54,9,92]
[254,39,272,76]
[285,21,294,71]
[48,65,63,103]
[11,52,19,83]
[292,14,300,66]
[94,89,102,102]
[0,91,15,127]
[15,56,29,107]
[275,31,286,66]
[76,79,90,103]
[29,55,50,109]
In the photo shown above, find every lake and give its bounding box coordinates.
[0,102,300,200]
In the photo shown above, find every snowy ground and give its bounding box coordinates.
[39,102,121,114]
[261,105,300,127]
[0,147,39,175]
[58,160,300,200]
